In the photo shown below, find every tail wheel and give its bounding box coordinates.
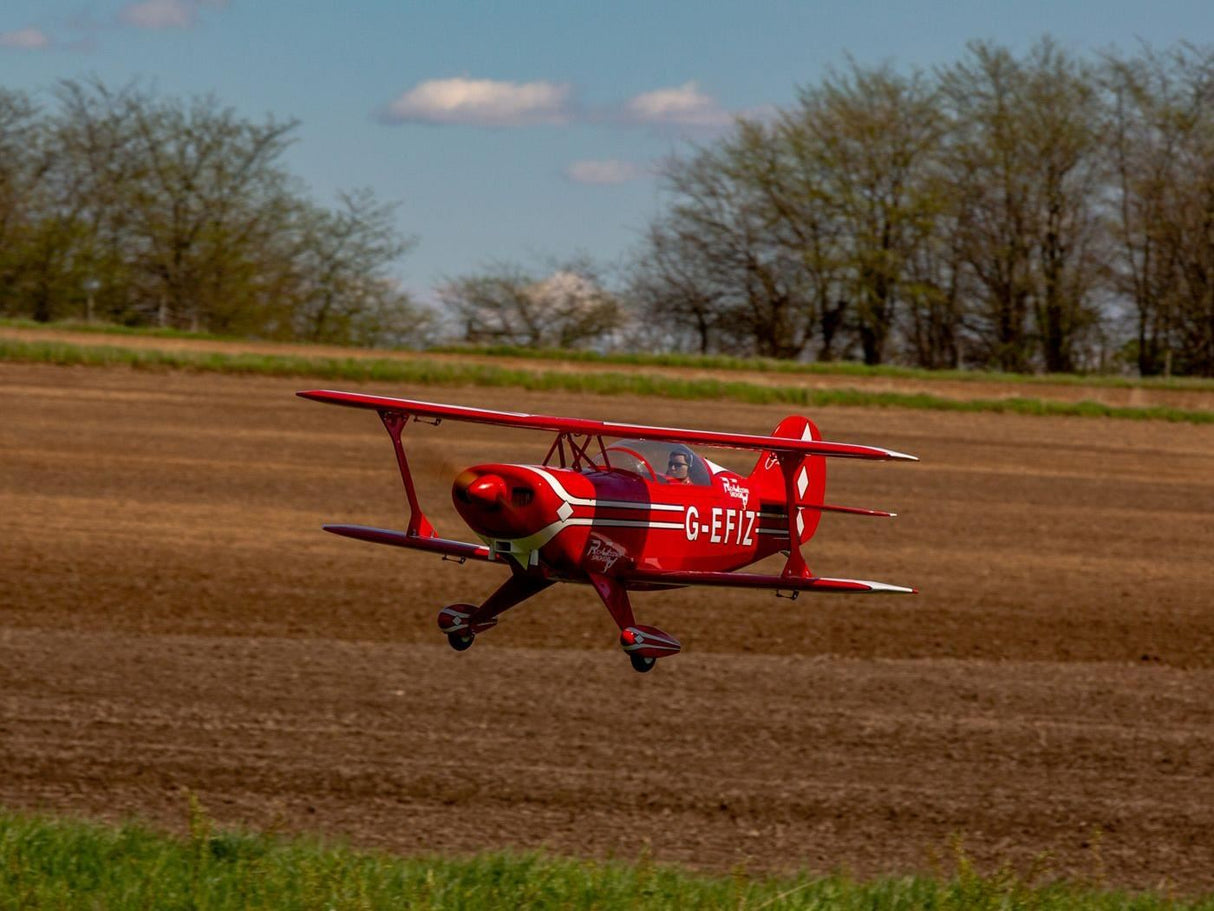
[629,653,656,673]
[447,632,475,652]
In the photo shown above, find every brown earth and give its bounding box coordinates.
[1,360,1212,892]
[4,324,1212,412]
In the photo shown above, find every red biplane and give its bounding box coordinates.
[299,389,917,672]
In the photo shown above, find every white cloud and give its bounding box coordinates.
[0,27,50,50]
[119,0,197,29]
[622,81,733,128]
[383,77,572,127]
[565,159,647,185]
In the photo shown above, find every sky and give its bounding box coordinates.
[2,1,1212,303]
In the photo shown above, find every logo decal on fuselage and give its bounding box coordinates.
[720,476,749,508]
[585,536,626,572]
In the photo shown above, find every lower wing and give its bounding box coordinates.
[323,524,500,563]
[621,568,916,594]
[322,525,913,593]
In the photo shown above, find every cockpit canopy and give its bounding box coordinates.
[604,439,713,485]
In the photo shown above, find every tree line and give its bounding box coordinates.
[0,79,429,346]
[622,39,1214,377]
[5,41,1214,377]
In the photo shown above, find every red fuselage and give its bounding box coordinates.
[452,463,789,581]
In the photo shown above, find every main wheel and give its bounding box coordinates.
[629,653,656,673]
[447,632,475,652]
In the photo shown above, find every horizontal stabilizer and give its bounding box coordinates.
[805,503,897,518]
[323,524,499,563]
[623,568,916,594]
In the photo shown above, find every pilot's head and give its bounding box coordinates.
[667,448,692,482]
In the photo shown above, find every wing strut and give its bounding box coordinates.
[380,410,435,539]
[542,432,611,471]
[778,451,812,579]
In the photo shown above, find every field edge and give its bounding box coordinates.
[2,335,1210,424]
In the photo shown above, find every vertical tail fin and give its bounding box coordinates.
[748,416,827,546]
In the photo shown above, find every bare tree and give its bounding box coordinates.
[1103,45,1214,376]
[939,39,1106,372]
[631,123,820,359]
[0,79,419,345]
[1023,42,1106,373]
[900,211,968,369]
[439,257,625,350]
[746,116,850,360]
[0,86,112,323]
[789,60,947,365]
[117,87,298,329]
[628,219,726,354]
[289,189,420,344]
[633,64,947,365]
[0,89,42,314]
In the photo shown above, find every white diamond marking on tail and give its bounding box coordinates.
[800,425,813,441]
[795,510,805,537]
[796,467,809,500]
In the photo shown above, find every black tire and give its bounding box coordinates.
[629,653,656,673]
[447,632,475,652]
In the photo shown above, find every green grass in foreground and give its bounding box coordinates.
[1,804,1208,910]
[1,337,1210,424]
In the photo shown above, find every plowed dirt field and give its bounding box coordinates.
[2,360,1212,890]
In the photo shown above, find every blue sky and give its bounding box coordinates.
[2,1,1212,302]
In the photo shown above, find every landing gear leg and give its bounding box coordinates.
[587,571,682,672]
[437,571,553,652]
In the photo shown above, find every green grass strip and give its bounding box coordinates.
[429,342,1214,392]
[1,806,1207,910]
[5,318,1212,391]
[0,316,233,343]
[1,338,1210,424]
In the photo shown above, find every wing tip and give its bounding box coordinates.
[815,577,918,593]
[860,580,918,594]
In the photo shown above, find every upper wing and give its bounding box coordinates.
[297,389,917,462]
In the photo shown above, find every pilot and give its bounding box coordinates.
[666,446,694,484]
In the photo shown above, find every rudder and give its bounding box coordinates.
[748,416,827,545]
